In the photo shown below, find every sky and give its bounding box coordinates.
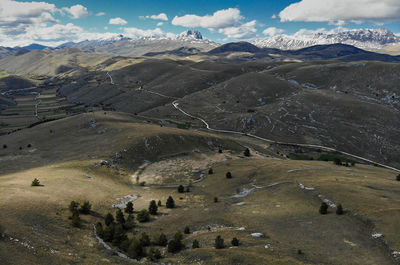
[1,0,400,47]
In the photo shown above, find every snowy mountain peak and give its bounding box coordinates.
[253,28,400,50]
[178,30,203,40]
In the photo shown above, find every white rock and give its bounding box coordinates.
[251,233,263,238]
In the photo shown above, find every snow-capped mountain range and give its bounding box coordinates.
[253,28,400,50]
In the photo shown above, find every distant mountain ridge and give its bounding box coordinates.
[253,28,400,50]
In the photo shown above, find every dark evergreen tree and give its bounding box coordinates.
[120,239,131,252]
[112,224,127,247]
[127,238,144,259]
[95,222,104,238]
[103,224,115,242]
[105,213,114,226]
[149,200,158,215]
[244,148,250,157]
[116,209,125,225]
[178,185,185,193]
[208,168,214,174]
[71,211,80,228]
[137,209,150,222]
[166,196,175,208]
[154,233,168,246]
[124,214,135,230]
[226,172,232,179]
[231,237,239,246]
[336,204,344,215]
[31,178,41,186]
[218,148,223,153]
[214,235,225,249]
[319,202,328,215]
[148,248,162,261]
[192,239,200,248]
[125,201,134,214]
[69,201,79,212]
[214,197,218,203]
[157,200,162,207]
[79,201,92,214]
[184,226,190,234]
[397,174,400,181]
[139,232,151,247]
[334,158,342,165]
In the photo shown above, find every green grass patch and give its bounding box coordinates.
[0,73,10,79]
[288,153,314,160]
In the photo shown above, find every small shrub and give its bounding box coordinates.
[95,222,104,238]
[298,249,303,255]
[231,237,239,246]
[69,201,79,212]
[139,232,151,247]
[192,239,200,248]
[244,148,250,157]
[105,213,114,226]
[214,197,218,203]
[334,158,342,165]
[124,214,135,230]
[137,209,150,222]
[157,200,162,207]
[154,233,168,246]
[79,201,92,214]
[112,224,127,246]
[128,238,144,259]
[149,200,158,215]
[186,186,190,192]
[319,202,328,215]
[31,178,41,186]
[218,148,222,153]
[167,232,184,253]
[19,146,22,150]
[214,235,225,249]
[27,144,32,148]
[396,174,400,181]
[2,144,7,149]
[178,185,185,193]
[116,209,125,224]
[336,204,344,215]
[139,181,146,186]
[208,168,214,174]
[103,224,115,242]
[184,226,190,234]
[71,211,81,228]
[166,196,175,209]
[226,172,232,179]
[125,201,134,214]
[148,248,162,261]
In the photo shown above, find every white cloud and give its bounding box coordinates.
[109,17,128,25]
[218,20,257,39]
[123,27,164,38]
[172,8,243,29]
[263,27,285,36]
[172,8,257,39]
[157,22,164,26]
[62,4,89,19]
[279,0,400,23]
[96,12,106,17]
[144,13,168,21]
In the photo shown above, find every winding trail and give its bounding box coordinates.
[106,72,114,85]
[107,72,400,173]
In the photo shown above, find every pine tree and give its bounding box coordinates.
[69,201,79,212]
[244,148,250,157]
[397,174,400,181]
[178,185,185,193]
[124,214,135,230]
[149,200,158,215]
[157,200,162,207]
[208,168,214,174]
[125,201,134,214]
[71,211,81,228]
[139,232,150,247]
[231,237,239,246]
[105,213,114,226]
[154,233,168,246]
[214,197,218,203]
[120,239,131,252]
[31,178,41,186]
[79,201,92,214]
[166,196,175,208]
[112,224,127,247]
[137,209,150,222]
[95,222,104,238]
[127,238,144,259]
[103,224,115,242]
[214,235,225,249]
[116,209,125,224]
[226,172,232,179]
[336,204,344,215]
[192,239,200,248]
[319,202,328,215]
[184,226,190,234]
[148,248,162,261]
